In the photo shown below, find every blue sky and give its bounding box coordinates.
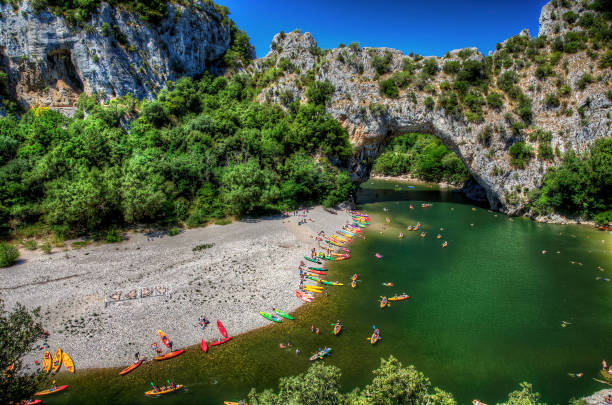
[219,0,549,58]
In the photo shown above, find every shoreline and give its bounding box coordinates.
[369,174,462,189]
[1,206,353,370]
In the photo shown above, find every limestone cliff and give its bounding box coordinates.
[248,1,611,215]
[0,1,232,112]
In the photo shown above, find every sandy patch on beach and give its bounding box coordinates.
[0,207,352,369]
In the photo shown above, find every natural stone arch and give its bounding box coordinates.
[253,29,611,215]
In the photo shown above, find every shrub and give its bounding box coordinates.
[437,91,461,115]
[538,142,554,160]
[486,92,504,110]
[40,241,52,254]
[544,93,560,108]
[168,227,180,236]
[0,243,19,267]
[424,96,435,110]
[497,70,518,92]
[517,94,533,123]
[562,11,578,24]
[348,42,360,51]
[371,51,393,75]
[535,63,553,79]
[457,60,486,84]
[458,49,474,59]
[391,71,412,88]
[23,240,37,250]
[306,81,334,105]
[478,126,493,146]
[595,210,612,226]
[576,73,595,90]
[509,141,534,168]
[600,50,612,69]
[193,243,215,252]
[443,60,461,74]
[379,78,399,98]
[104,229,122,243]
[422,58,439,76]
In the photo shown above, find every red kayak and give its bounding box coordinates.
[308,270,327,275]
[209,336,232,346]
[119,359,143,376]
[201,339,208,353]
[25,400,43,405]
[34,385,69,396]
[217,320,228,338]
[154,349,185,361]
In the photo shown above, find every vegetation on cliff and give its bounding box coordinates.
[246,356,553,405]
[0,75,352,239]
[372,133,470,185]
[528,137,611,223]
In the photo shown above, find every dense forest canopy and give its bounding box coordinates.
[0,74,353,239]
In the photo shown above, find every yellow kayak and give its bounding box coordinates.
[42,350,51,373]
[145,384,183,396]
[52,348,62,372]
[62,351,75,373]
[303,286,323,293]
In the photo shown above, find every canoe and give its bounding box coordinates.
[380,297,388,308]
[34,385,69,396]
[158,330,171,348]
[144,384,183,396]
[370,333,380,344]
[308,270,327,275]
[119,359,143,376]
[304,256,321,264]
[217,320,228,338]
[154,349,185,361]
[308,266,327,271]
[333,323,342,335]
[52,348,62,372]
[296,290,313,302]
[201,339,208,352]
[62,351,75,373]
[274,308,294,320]
[210,336,232,346]
[259,311,282,323]
[42,350,51,373]
[388,294,410,301]
[351,280,357,288]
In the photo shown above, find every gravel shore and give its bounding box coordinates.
[0,207,353,370]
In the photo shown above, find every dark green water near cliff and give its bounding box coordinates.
[45,180,612,404]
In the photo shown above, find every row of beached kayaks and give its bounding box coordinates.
[260,308,295,323]
[42,348,75,375]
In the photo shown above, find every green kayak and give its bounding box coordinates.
[308,267,327,271]
[304,256,321,264]
[259,311,282,323]
[307,275,320,282]
[273,308,294,320]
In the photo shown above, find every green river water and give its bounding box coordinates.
[44,180,612,404]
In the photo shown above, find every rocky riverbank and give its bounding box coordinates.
[0,207,352,370]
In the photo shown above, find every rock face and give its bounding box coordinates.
[0,1,231,109]
[250,1,611,214]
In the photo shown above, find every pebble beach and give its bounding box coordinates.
[0,207,352,370]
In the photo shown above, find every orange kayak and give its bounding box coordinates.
[62,351,75,373]
[154,349,185,361]
[158,330,171,348]
[388,294,410,301]
[42,351,51,373]
[119,359,143,376]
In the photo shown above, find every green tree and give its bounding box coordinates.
[498,382,544,405]
[0,300,47,404]
[306,81,334,106]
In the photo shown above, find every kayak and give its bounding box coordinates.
[25,400,42,404]
[325,239,343,247]
[334,255,350,261]
[144,384,183,396]
[318,254,335,261]
[320,280,343,286]
[42,350,51,373]
[309,347,332,361]
[308,270,327,275]
[158,330,171,348]
[388,294,410,301]
[274,308,294,320]
[331,234,349,243]
[209,336,232,346]
[307,275,320,282]
[351,280,357,288]
[380,297,388,308]
[225,402,249,405]
[382,282,393,287]
[308,267,327,271]
[370,333,380,344]
[201,339,208,352]
[62,351,75,373]
[303,287,323,293]
[154,349,185,361]
[217,320,228,338]
[52,348,62,373]
[119,359,143,376]
[296,290,313,302]
[304,256,322,264]
[34,385,69,396]
[333,323,342,335]
[352,274,358,281]
[260,311,282,323]
[338,229,356,237]
[375,253,383,259]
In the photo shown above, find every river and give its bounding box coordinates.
[44,180,612,404]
